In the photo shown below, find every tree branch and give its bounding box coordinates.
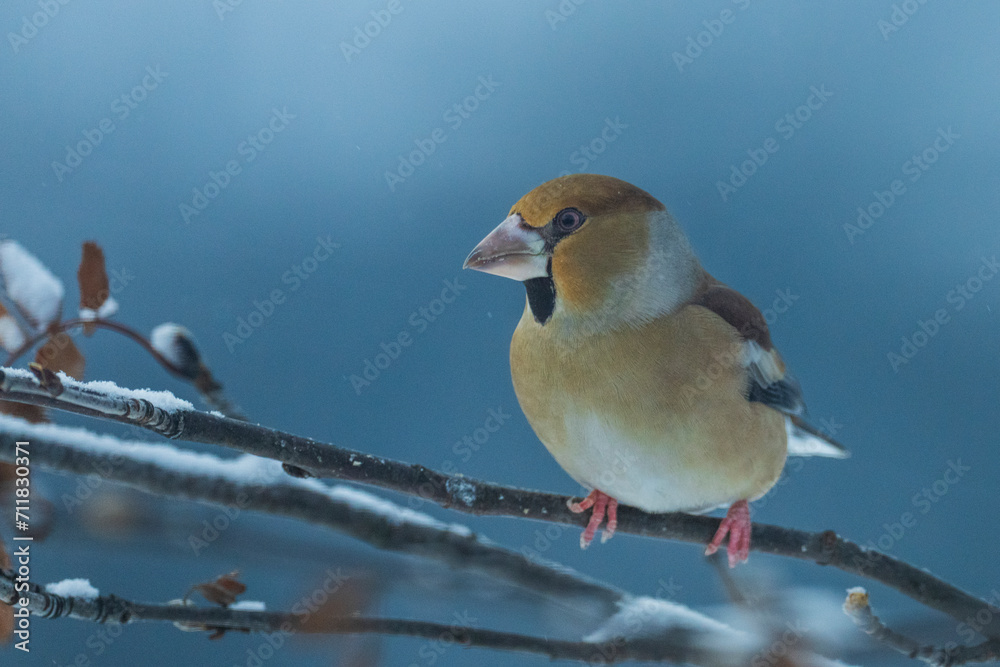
[1,366,998,642]
[3,319,245,420]
[4,319,179,380]
[0,418,623,615]
[0,569,758,665]
[843,588,1000,666]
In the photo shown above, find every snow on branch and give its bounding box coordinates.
[2,318,245,420]
[0,414,623,613]
[0,568,854,666]
[1,365,998,645]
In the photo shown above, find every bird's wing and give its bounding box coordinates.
[689,282,848,459]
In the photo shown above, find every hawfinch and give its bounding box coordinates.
[463,174,846,566]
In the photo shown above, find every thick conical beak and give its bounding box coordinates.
[463,214,548,281]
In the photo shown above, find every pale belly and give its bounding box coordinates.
[551,408,782,513]
[511,305,787,513]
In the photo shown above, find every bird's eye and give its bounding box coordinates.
[553,208,584,233]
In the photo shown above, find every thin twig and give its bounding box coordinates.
[3,320,245,420]
[0,421,624,615]
[1,366,998,642]
[707,552,753,608]
[4,319,171,373]
[843,588,1000,666]
[0,569,754,665]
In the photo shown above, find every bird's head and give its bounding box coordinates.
[464,174,702,333]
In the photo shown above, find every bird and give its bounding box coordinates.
[463,174,847,567]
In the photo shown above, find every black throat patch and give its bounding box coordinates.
[523,261,556,324]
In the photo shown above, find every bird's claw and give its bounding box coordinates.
[569,489,618,548]
[705,499,751,567]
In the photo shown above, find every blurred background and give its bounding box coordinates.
[2,1,999,665]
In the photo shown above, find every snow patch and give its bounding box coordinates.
[0,314,26,352]
[446,477,477,506]
[323,483,472,536]
[150,323,193,367]
[0,414,473,539]
[45,578,99,599]
[585,596,749,644]
[0,240,64,330]
[586,596,861,667]
[230,600,266,611]
[73,377,194,412]
[0,366,194,412]
[79,296,118,321]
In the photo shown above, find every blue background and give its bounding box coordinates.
[2,1,999,665]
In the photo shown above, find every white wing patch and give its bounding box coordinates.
[785,416,849,459]
[743,340,783,386]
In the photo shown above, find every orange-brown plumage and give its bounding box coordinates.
[464,174,846,565]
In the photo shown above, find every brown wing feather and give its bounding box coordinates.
[688,275,804,415]
[689,276,772,351]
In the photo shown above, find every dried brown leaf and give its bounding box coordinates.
[28,362,64,396]
[0,536,10,643]
[33,332,85,381]
[0,401,47,424]
[299,573,374,634]
[0,537,10,571]
[190,571,247,608]
[77,242,110,336]
[0,303,27,353]
[0,608,11,645]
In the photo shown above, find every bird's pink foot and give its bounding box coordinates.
[704,499,751,567]
[568,489,619,548]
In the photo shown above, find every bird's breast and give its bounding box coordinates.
[510,304,786,512]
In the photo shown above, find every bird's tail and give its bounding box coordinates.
[784,415,849,459]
